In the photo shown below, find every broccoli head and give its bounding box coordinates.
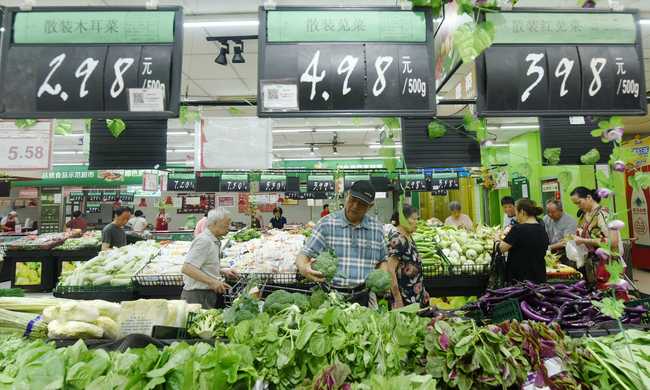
[366,269,392,294]
[313,249,338,282]
[263,290,310,315]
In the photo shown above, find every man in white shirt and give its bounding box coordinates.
[544,200,577,252]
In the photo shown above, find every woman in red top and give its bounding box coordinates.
[1,211,18,232]
[65,211,88,232]
[155,210,169,231]
[320,204,330,218]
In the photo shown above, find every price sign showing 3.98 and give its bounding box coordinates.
[0,121,51,170]
[481,45,644,115]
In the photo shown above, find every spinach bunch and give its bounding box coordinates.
[424,318,530,389]
[226,302,428,389]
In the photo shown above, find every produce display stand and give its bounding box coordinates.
[152,231,194,242]
[132,272,184,299]
[50,247,100,284]
[53,284,135,302]
[3,249,58,292]
[422,263,491,297]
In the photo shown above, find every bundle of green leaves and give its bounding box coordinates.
[226,302,428,389]
[424,318,530,389]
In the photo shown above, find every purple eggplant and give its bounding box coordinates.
[624,305,647,314]
[520,301,553,323]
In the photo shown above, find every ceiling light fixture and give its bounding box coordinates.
[272,147,317,151]
[184,20,259,28]
[640,19,650,25]
[215,41,229,66]
[167,131,193,136]
[231,40,245,63]
[310,146,315,156]
[368,144,402,149]
[272,127,379,134]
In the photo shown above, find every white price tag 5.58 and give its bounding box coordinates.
[0,121,52,170]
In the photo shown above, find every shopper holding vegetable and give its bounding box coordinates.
[296,181,386,306]
[543,200,577,254]
[570,187,620,288]
[444,201,473,231]
[181,208,239,309]
[495,199,549,284]
[381,204,428,308]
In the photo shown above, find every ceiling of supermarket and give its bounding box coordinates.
[2,0,650,164]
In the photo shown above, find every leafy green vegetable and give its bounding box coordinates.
[222,290,260,325]
[427,120,447,140]
[543,148,561,165]
[187,309,225,340]
[105,119,126,138]
[15,119,38,129]
[592,297,625,320]
[365,270,391,294]
[313,249,338,282]
[0,289,24,297]
[309,288,328,310]
[232,228,261,242]
[264,290,310,315]
[580,148,601,165]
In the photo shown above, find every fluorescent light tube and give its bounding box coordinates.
[368,144,402,149]
[184,20,259,28]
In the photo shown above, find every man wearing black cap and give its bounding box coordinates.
[297,180,387,306]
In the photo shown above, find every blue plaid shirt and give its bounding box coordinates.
[302,210,387,288]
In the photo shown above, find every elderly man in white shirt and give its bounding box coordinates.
[181,207,238,309]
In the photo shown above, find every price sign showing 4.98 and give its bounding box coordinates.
[0,121,52,170]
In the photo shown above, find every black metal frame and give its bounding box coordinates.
[476,8,647,117]
[257,6,436,118]
[0,6,184,119]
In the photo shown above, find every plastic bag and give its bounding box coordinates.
[566,240,588,268]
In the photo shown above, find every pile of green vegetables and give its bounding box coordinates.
[312,249,338,282]
[0,337,257,389]
[232,228,261,242]
[414,223,496,268]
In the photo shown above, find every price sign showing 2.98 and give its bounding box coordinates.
[0,121,51,170]
[297,44,431,111]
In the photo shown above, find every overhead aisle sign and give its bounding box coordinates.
[0,7,183,119]
[258,7,436,117]
[477,10,646,116]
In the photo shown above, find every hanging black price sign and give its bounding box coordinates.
[86,191,103,202]
[431,189,448,196]
[68,192,84,201]
[0,7,183,119]
[344,174,370,191]
[399,174,428,191]
[167,174,196,192]
[219,174,249,192]
[259,175,287,192]
[119,192,135,202]
[307,175,335,192]
[258,8,435,117]
[477,11,646,116]
[85,202,101,213]
[430,173,459,190]
[102,190,118,202]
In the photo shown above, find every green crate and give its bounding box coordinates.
[491,299,523,323]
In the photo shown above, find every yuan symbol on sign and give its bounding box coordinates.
[142,57,153,75]
[616,57,626,75]
[401,56,413,74]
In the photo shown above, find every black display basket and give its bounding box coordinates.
[51,247,100,284]
[53,284,135,302]
[132,272,184,299]
[3,249,58,292]
[422,262,491,297]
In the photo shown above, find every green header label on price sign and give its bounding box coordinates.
[13,11,176,44]
[400,174,428,191]
[307,175,335,192]
[487,12,636,45]
[220,174,249,192]
[267,10,426,42]
[260,175,287,192]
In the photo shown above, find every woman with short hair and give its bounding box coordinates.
[444,201,473,231]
